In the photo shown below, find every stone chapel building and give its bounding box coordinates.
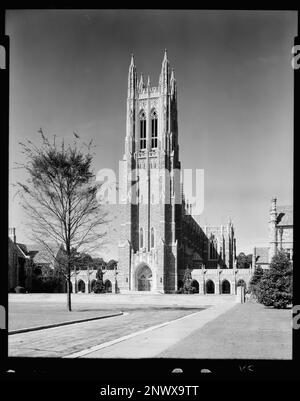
[117,51,252,294]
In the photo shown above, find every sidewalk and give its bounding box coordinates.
[158,302,292,359]
[67,302,235,358]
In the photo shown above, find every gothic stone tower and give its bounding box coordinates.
[118,50,181,293]
[269,197,278,262]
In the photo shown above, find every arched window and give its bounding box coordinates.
[140,111,146,149]
[151,227,155,248]
[151,109,158,149]
[140,227,144,249]
[209,236,218,260]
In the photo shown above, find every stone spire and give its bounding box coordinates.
[139,73,145,92]
[271,197,277,213]
[162,48,168,63]
[159,48,170,93]
[170,68,177,100]
[252,247,256,270]
[129,52,134,67]
[127,53,137,99]
[269,197,278,262]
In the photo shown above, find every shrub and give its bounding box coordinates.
[182,267,193,294]
[256,251,292,309]
[41,277,60,293]
[31,277,43,293]
[93,280,105,293]
[249,265,264,296]
[14,286,26,293]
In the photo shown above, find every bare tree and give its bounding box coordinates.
[15,130,107,311]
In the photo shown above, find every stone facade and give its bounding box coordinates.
[117,51,252,294]
[253,198,293,269]
[269,199,293,262]
[8,229,33,292]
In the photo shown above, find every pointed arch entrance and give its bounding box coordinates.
[221,279,231,294]
[135,263,152,291]
[206,279,215,294]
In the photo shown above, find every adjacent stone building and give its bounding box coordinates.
[8,228,33,292]
[253,197,293,269]
[117,51,252,294]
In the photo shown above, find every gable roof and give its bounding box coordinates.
[255,247,269,264]
[27,243,64,264]
[277,205,293,227]
[8,237,30,259]
[17,243,29,256]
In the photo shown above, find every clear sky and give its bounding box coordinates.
[7,10,296,259]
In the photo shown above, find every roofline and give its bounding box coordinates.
[16,244,30,259]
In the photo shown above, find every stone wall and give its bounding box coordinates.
[69,270,116,294]
[190,267,253,295]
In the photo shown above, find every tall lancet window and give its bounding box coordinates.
[151,110,158,149]
[140,227,144,249]
[151,227,155,249]
[140,111,146,150]
[209,236,218,260]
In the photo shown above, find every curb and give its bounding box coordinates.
[9,311,124,335]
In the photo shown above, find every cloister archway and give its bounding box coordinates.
[90,279,97,292]
[104,280,112,293]
[135,263,152,291]
[237,279,247,290]
[178,280,184,291]
[191,280,199,293]
[206,280,215,294]
[78,280,86,293]
[221,279,231,294]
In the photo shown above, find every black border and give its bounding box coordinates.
[1,5,299,386]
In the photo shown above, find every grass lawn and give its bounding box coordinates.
[9,302,124,331]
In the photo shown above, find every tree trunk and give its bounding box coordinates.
[67,269,72,311]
